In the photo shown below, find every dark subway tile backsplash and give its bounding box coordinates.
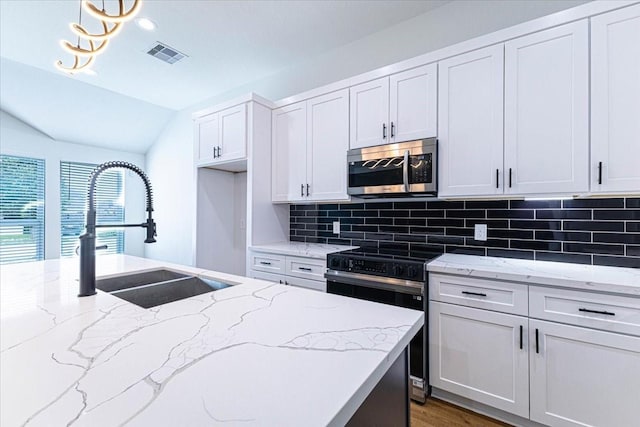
[290,198,640,268]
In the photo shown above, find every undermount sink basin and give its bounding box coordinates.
[96,269,233,309]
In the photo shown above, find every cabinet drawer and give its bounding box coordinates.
[429,273,528,316]
[529,287,640,336]
[250,252,285,274]
[286,275,326,292]
[249,270,285,284]
[285,256,326,281]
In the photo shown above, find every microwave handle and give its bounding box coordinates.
[403,150,410,192]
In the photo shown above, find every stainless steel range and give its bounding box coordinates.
[325,248,441,404]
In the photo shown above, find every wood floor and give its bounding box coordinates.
[410,398,511,427]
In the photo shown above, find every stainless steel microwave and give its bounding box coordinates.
[347,138,437,197]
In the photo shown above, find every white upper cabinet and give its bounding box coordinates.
[389,64,437,143]
[272,102,307,202]
[272,90,350,203]
[306,89,349,201]
[591,4,640,194]
[438,45,504,197]
[195,113,219,163]
[350,77,389,149]
[217,104,246,161]
[350,65,437,150]
[504,20,589,195]
[194,104,247,166]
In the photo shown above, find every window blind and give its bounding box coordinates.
[60,161,125,257]
[0,155,46,264]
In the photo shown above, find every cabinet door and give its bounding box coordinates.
[272,102,307,202]
[218,104,246,161]
[529,319,640,427]
[389,64,437,143]
[504,21,589,195]
[195,113,219,163]
[307,89,350,201]
[438,45,504,197]
[591,4,640,194]
[349,77,389,149]
[429,302,529,418]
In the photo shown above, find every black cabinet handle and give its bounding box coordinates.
[299,267,312,271]
[306,184,310,197]
[509,168,513,188]
[579,307,615,316]
[461,291,487,297]
[535,328,539,354]
[279,280,283,284]
[496,169,499,189]
[391,122,395,138]
[519,325,523,350]
[598,161,603,185]
[218,146,222,156]
[382,123,387,139]
[301,184,304,197]
[213,147,217,158]
[259,261,272,265]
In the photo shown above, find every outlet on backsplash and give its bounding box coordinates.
[333,221,340,235]
[474,224,488,241]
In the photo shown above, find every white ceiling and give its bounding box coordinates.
[0,0,449,152]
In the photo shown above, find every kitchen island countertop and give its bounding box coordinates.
[0,255,421,426]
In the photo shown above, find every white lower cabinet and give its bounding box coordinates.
[430,301,530,418]
[249,251,326,292]
[529,319,640,427]
[430,273,640,426]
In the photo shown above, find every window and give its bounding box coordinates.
[0,155,46,264]
[60,161,125,257]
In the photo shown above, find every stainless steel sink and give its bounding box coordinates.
[96,269,189,292]
[96,269,233,308]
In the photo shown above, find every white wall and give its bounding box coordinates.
[0,110,147,259]
[145,0,589,265]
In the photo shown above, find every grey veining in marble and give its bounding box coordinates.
[0,255,421,426]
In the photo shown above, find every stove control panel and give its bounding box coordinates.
[327,254,424,282]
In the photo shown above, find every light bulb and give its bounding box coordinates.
[135,17,156,31]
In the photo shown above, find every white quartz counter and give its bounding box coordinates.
[0,255,422,426]
[249,242,358,259]
[427,254,640,296]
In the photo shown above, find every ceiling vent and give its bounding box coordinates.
[146,42,187,64]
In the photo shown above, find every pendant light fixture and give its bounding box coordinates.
[55,0,141,74]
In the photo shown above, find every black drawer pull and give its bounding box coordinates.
[461,291,487,297]
[519,325,523,350]
[299,267,313,271]
[259,261,272,265]
[535,328,539,354]
[579,308,615,316]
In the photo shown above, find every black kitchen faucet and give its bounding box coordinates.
[78,161,157,297]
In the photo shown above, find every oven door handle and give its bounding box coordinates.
[403,150,410,192]
[324,270,423,296]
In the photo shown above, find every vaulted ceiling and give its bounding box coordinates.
[0,0,449,153]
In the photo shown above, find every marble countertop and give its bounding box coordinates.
[249,242,358,259]
[427,254,640,296]
[0,255,422,426]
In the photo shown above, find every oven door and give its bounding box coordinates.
[347,138,437,197]
[325,270,427,403]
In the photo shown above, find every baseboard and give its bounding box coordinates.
[430,388,547,427]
